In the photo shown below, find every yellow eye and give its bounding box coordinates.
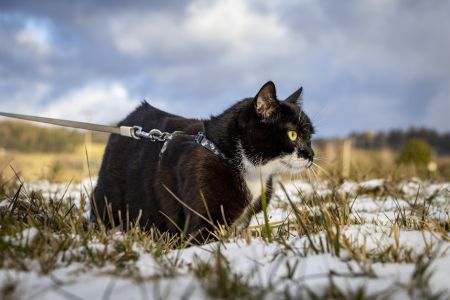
[287,130,298,141]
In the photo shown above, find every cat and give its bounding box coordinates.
[91,81,315,243]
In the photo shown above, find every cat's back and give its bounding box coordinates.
[92,101,202,227]
[106,101,202,160]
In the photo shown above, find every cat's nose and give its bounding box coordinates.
[298,147,314,162]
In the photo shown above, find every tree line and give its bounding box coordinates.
[350,127,450,155]
[0,121,109,153]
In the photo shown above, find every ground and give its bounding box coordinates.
[0,177,449,299]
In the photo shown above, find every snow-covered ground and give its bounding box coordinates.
[1,178,449,299]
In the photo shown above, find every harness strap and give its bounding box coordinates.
[194,132,227,160]
[159,131,228,161]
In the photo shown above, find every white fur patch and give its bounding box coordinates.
[232,142,310,228]
[240,151,309,200]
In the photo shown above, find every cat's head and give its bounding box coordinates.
[238,81,315,174]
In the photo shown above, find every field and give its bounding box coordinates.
[1,172,449,299]
[0,143,105,182]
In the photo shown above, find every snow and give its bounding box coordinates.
[1,178,449,299]
[351,196,409,212]
[3,227,40,247]
[0,200,11,208]
[23,177,97,204]
[0,268,206,300]
[359,178,386,190]
[338,178,386,196]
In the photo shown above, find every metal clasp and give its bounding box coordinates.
[131,126,143,139]
[132,126,172,142]
[194,132,204,144]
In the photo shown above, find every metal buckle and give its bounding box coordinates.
[132,126,143,139]
[194,132,204,144]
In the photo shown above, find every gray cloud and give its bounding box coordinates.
[0,0,449,136]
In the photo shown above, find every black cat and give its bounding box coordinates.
[92,81,314,242]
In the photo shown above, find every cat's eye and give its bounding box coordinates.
[287,130,298,141]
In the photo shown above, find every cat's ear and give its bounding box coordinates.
[254,81,279,119]
[285,86,303,105]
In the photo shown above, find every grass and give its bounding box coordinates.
[311,141,450,182]
[0,143,105,182]
[0,158,449,299]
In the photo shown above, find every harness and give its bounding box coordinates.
[132,126,227,160]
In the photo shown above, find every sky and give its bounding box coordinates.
[0,0,449,137]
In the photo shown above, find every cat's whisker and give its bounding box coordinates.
[312,158,330,166]
[311,169,318,182]
[313,162,330,177]
[304,170,310,183]
[311,155,328,162]
[312,162,333,181]
[312,157,327,163]
[305,168,314,183]
[307,167,316,182]
[299,173,304,183]
[311,165,322,180]
[311,166,320,181]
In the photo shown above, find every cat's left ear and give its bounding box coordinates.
[255,81,279,120]
[285,86,303,105]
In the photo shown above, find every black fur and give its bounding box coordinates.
[92,81,314,243]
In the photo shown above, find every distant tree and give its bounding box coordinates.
[0,121,84,153]
[398,139,432,167]
[387,129,405,150]
[350,127,450,156]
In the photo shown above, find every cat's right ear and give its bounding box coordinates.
[285,86,303,106]
[254,81,279,120]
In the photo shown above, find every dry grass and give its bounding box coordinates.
[313,142,449,181]
[0,170,448,299]
[0,143,105,182]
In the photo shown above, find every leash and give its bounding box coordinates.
[0,111,162,140]
[0,111,228,160]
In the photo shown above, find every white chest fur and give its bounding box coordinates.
[241,155,277,201]
[233,144,309,229]
[232,154,282,228]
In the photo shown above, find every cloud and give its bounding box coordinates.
[42,82,168,124]
[108,0,292,57]
[15,19,52,56]
[105,0,300,95]
[0,80,51,115]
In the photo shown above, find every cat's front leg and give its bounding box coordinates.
[231,176,274,231]
[231,196,263,231]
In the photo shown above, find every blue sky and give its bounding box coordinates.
[0,0,449,137]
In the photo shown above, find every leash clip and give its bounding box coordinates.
[132,126,172,142]
[131,126,143,139]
